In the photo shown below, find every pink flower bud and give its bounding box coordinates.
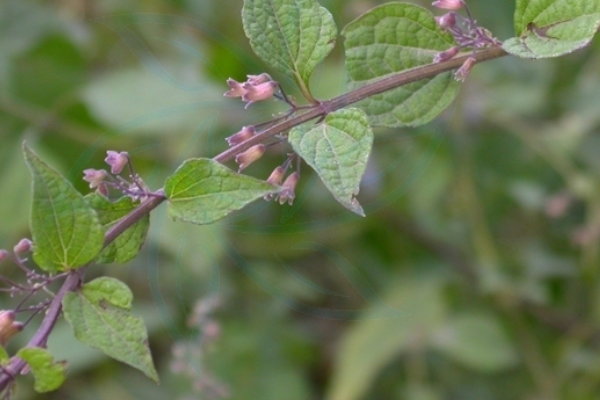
[277,172,300,205]
[432,0,465,10]
[266,166,286,186]
[264,166,286,201]
[433,46,460,63]
[13,238,32,254]
[436,13,457,30]
[454,56,476,81]
[235,144,266,172]
[226,126,255,147]
[242,81,278,109]
[0,320,23,346]
[83,169,108,189]
[223,78,247,98]
[105,150,129,174]
[0,311,15,331]
[0,250,8,264]
[246,73,272,86]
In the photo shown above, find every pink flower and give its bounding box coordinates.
[242,81,278,109]
[433,46,459,63]
[246,73,272,85]
[105,150,129,174]
[235,144,266,172]
[264,166,286,201]
[223,78,247,98]
[13,238,32,254]
[83,169,108,189]
[432,0,465,10]
[454,56,476,81]
[276,172,300,205]
[436,13,457,30]
[226,126,255,147]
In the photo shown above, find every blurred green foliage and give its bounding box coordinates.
[1,0,600,399]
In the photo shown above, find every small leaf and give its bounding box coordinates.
[505,0,600,58]
[23,144,104,272]
[288,108,373,216]
[242,0,337,90]
[85,193,150,264]
[164,158,280,225]
[17,348,66,393]
[342,3,460,127]
[81,277,133,310]
[62,280,158,382]
[431,313,518,372]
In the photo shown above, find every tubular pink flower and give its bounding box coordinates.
[223,78,247,98]
[454,56,477,81]
[226,126,255,147]
[235,144,266,172]
[277,172,300,205]
[242,81,278,108]
[246,73,272,86]
[432,0,465,10]
[436,13,457,30]
[433,46,460,63]
[0,250,8,264]
[105,150,129,174]
[264,166,286,201]
[83,169,108,189]
[13,238,32,254]
[0,320,23,346]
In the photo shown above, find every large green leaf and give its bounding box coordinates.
[504,0,600,58]
[327,275,447,400]
[62,278,158,382]
[164,158,280,225]
[431,313,518,372]
[17,348,65,393]
[288,108,373,216]
[85,193,150,264]
[342,3,460,127]
[242,0,336,92]
[23,144,104,272]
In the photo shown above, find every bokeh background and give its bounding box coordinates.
[1,0,600,399]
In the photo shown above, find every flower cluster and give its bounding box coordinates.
[224,73,279,109]
[432,0,501,81]
[83,151,149,201]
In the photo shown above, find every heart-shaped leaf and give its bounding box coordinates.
[23,144,104,272]
[165,158,280,224]
[342,3,460,127]
[289,108,373,216]
[63,278,158,382]
[242,0,337,96]
[504,0,600,58]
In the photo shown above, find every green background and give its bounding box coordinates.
[1,0,600,399]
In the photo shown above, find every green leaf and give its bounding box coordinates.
[431,313,518,372]
[288,108,373,216]
[342,3,460,127]
[327,275,446,400]
[17,348,65,393]
[81,277,134,310]
[85,193,149,264]
[23,144,104,272]
[164,158,280,225]
[62,279,158,382]
[242,0,337,92]
[504,0,600,58]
